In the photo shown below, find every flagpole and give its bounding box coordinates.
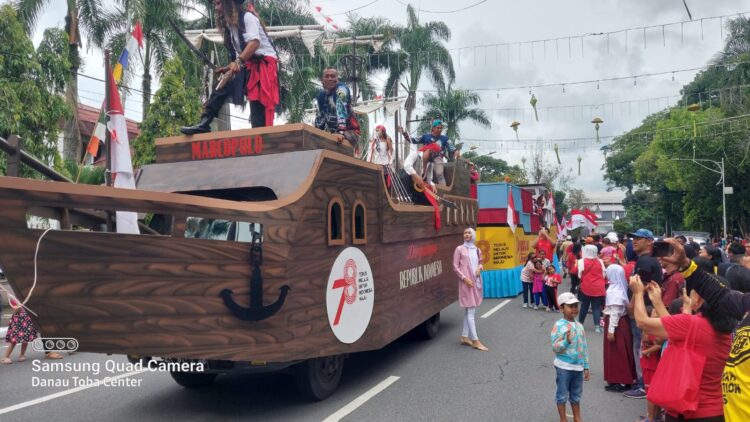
[104,49,114,232]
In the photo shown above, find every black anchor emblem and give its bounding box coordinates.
[220,231,291,321]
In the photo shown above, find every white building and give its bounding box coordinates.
[582,191,626,234]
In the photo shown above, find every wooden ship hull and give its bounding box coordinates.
[0,124,478,363]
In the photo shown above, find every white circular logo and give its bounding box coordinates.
[326,247,375,344]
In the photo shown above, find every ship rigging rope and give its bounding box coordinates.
[1,228,53,317]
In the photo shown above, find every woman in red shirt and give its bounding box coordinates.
[630,276,735,421]
[577,244,607,333]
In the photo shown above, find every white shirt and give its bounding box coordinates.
[369,139,392,165]
[243,13,277,58]
[403,150,433,186]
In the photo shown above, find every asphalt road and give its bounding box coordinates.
[0,278,644,422]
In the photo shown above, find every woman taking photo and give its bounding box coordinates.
[629,274,734,421]
[453,228,488,351]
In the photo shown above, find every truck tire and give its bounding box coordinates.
[415,312,440,340]
[170,371,217,389]
[294,355,344,401]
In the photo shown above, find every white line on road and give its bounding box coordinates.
[0,370,146,416]
[480,299,511,319]
[322,375,400,422]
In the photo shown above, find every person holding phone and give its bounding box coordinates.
[658,238,750,421]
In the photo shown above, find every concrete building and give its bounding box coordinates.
[582,191,626,234]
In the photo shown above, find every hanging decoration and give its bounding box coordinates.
[313,6,340,30]
[591,117,603,143]
[530,94,539,121]
[510,120,520,141]
[554,144,561,164]
[687,103,700,137]
[577,155,582,175]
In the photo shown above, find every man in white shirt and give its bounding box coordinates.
[182,0,278,134]
[401,143,441,205]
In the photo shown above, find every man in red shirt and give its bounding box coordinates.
[533,229,555,261]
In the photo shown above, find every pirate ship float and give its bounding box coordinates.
[0,124,477,399]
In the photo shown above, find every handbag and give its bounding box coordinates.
[646,317,706,415]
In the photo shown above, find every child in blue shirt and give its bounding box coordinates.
[551,292,590,422]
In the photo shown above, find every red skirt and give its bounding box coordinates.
[603,314,637,385]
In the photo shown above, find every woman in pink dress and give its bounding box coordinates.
[453,228,488,351]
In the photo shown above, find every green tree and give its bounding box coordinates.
[0,6,70,177]
[386,4,454,131]
[416,83,490,143]
[461,151,526,184]
[108,0,185,119]
[133,57,201,166]
[15,0,112,162]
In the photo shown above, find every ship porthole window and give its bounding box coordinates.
[353,200,367,245]
[328,198,345,246]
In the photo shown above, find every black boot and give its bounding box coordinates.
[180,116,213,135]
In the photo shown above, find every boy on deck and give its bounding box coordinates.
[551,292,591,422]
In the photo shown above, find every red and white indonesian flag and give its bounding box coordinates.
[107,67,139,234]
[567,209,598,232]
[556,215,567,240]
[507,188,517,233]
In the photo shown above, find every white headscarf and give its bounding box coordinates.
[463,228,477,249]
[605,264,629,307]
[582,244,598,259]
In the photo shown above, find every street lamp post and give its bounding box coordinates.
[672,157,728,238]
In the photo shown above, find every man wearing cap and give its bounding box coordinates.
[623,228,663,400]
[400,120,457,186]
[314,67,359,144]
[182,0,278,134]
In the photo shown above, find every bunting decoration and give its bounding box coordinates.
[313,6,339,31]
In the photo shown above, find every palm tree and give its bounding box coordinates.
[15,0,112,162]
[416,83,490,149]
[108,0,185,120]
[385,4,454,132]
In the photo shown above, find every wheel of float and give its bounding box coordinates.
[415,312,440,340]
[126,354,151,366]
[294,355,345,401]
[170,371,218,389]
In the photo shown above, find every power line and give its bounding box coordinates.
[327,0,381,16]
[393,0,489,14]
[445,11,748,52]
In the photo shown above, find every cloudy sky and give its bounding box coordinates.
[25,0,749,195]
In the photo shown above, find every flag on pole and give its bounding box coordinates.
[567,209,598,232]
[507,188,517,234]
[87,22,143,158]
[106,66,140,234]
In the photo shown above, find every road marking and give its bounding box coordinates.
[480,299,511,319]
[322,375,400,422]
[0,370,146,415]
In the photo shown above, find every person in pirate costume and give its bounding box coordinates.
[401,143,442,206]
[314,67,360,144]
[399,119,457,186]
[181,0,279,135]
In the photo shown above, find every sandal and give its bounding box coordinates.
[1,358,11,364]
[17,356,26,362]
[45,352,63,360]
[471,340,489,352]
[460,336,472,346]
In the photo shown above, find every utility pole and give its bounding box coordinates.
[671,157,729,238]
[393,80,400,171]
